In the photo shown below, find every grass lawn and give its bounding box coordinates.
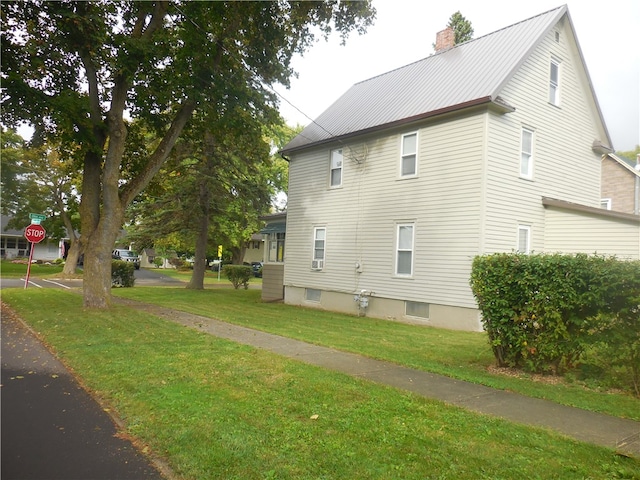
[149,267,262,286]
[2,288,639,480]
[0,260,66,278]
[110,287,640,421]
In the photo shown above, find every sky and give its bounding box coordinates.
[274,0,640,152]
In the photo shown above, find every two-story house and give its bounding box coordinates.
[279,6,639,331]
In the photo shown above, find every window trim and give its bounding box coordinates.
[520,127,534,180]
[600,198,612,210]
[517,225,531,254]
[312,226,326,270]
[549,57,560,106]
[330,148,343,188]
[395,223,415,277]
[400,132,418,178]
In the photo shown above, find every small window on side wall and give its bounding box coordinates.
[396,223,414,276]
[549,57,560,106]
[517,225,531,254]
[520,127,534,179]
[400,132,417,177]
[312,227,326,270]
[330,149,343,187]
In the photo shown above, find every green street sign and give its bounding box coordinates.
[29,213,46,224]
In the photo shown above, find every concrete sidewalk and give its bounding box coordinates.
[122,300,640,458]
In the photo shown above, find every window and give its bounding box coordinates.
[268,232,285,262]
[6,237,16,249]
[406,301,429,319]
[520,128,534,179]
[305,288,322,302]
[312,227,326,270]
[400,132,417,177]
[549,58,560,105]
[396,223,414,276]
[330,149,343,187]
[600,198,612,210]
[517,225,531,254]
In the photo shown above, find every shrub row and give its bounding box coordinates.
[470,253,640,393]
[222,265,252,290]
[112,260,135,287]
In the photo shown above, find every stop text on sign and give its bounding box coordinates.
[24,224,46,243]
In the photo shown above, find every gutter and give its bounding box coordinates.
[281,96,515,155]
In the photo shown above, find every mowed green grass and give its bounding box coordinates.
[0,260,66,278]
[2,288,638,479]
[112,287,640,421]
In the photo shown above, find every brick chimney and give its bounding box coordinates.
[435,27,455,52]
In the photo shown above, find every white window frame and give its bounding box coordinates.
[395,223,415,276]
[312,227,326,270]
[600,198,612,210]
[549,57,560,106]
[517,225,531,254]
[400,132,418,178]
[330,149,343,188]
[520,127,534,180]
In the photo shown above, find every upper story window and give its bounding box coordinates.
[517,225,531,254]
[330,149,343,187]
[520,127,534,179]
[400,132,418,177]
[312,227,326,270]
[549,57,560,106]
[396,223,414,276]
[600,198,612,210]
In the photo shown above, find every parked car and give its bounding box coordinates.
[112,248,140,270]
[251,262,263,278]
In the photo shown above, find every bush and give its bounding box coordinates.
[470,253,640,382]
[222,265,251,290]
[112,260,135,287]
[153,257,164,268]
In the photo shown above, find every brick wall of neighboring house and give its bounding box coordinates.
[601,157,637,214]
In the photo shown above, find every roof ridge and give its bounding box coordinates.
[353,4,567,87]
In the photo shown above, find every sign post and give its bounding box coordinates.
[24,223,46,289]
[217,245,223,281]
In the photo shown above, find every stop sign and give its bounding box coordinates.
[24,224,46,243]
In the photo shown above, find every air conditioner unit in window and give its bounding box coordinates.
[311,259,324,270]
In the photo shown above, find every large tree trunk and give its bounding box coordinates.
[187,135,215,290]
[61,238,82,276]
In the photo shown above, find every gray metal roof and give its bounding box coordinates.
[283,6,570,153]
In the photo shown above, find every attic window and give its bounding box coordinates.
[555,31,560,43]
[549,57,560,106]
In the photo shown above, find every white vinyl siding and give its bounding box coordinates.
[396,223,414,276]
[549,57,560,106]
[400,132,417,177]
[330,149,343,187]
[520,127,534,179]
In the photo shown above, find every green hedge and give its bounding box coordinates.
[112,260,135,287]
[222,265,251,290]
[470,253,640,392]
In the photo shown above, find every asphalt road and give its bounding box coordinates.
[0,267,184,290]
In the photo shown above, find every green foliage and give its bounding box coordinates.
[222,265,252,290]
[447,11,474,45]
[470,253,640,391]
[153,256,163,268]
[111,260,135,287]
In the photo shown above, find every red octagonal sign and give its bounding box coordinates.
[24,224,46,243]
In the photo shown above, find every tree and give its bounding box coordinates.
[448,11,474,45]
[2,1,376,308]
[617,146,640,163]
[1,130,83,275]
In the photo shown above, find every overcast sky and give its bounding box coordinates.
[274,0,640,152]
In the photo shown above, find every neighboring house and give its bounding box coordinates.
[601,153,640,215]
[1,215,64,261]
[259,211,287,301]
[280,6,639,331]
[242,233,265,265]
